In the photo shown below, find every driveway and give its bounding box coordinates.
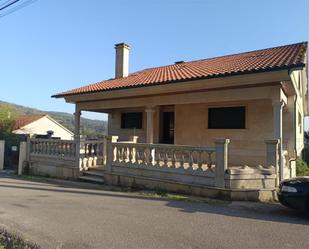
[0,174,308,249]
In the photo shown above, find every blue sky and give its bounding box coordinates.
[0,0,308,126]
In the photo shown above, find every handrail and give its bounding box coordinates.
[113,142,216,152]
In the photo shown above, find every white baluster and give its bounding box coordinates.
[188,150,193,170]
[179,151,184,169]
[171,149,176,168]
[197,151,203,170]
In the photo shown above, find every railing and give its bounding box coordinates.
[29,137,230,187]
[30,139,76,160]
[79,139,106,169]
[112,142,216,172]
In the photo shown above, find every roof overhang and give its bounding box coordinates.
[57,70,292,105]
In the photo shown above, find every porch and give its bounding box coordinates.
[72,82,293,180]
[69,75,297,175]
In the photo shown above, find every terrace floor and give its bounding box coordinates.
[0,174,308,249]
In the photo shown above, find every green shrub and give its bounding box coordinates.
[0,229,40,249]
[296,159,309,176]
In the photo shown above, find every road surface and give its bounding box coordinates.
[0,175,308,249]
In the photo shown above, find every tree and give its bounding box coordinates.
[0,105,16,136]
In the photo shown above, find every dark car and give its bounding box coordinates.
[278,177,309,211]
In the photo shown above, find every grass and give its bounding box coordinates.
[138,190,230,205]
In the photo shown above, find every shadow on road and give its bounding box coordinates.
[0,174,308,226]
[165,198,309,225]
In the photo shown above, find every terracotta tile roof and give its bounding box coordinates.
[53,42,307,98]
[13,115,45,131]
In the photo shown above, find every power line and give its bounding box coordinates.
[0,0,20,11]
[0,0,17,8]
[0,0,37,18]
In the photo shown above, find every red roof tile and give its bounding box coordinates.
[13,115,45,131]
[53,42,307,98]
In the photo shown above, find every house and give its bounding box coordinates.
[13,115,73,140]
[26,41,308,201]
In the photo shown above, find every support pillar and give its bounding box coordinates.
[105,136,113,172]
[273,101,284,140]
[107,113,113,135]
[214,138,230,188]
[18,142,27,175]
[265,139,280,186]
[74,108,81,140]
[145,107,155,144]
[74,106,81,169]
[272,100,285,182]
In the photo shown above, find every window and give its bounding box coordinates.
[208,106,246,129]
[121,112,143,129]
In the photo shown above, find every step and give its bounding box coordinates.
[79,175,104,184]
[84,169,105,177]
[88,165,105,171]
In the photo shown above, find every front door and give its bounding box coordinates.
[162,112,174,144]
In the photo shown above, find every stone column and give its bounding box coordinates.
[74,108,81,140]
[74,106,81,169]
[105,136,113,172]
[214,138,230,188]
[145,107,155,144]
[265,139,280,186]
[265,139,280,168]
[107,113,113,135]
[18,142,27,175]
[0,140,4,171]
[272,101,284,140]
[272,101,285,182]
[26,135,30,162]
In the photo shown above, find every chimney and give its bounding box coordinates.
[115,43,130,78]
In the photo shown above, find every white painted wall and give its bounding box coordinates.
[290,69,307,156]
[13,116,73,140]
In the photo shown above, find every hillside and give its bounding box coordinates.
[0,100,107,136]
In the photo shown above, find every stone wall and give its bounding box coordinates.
[174,99,273,166]
[104,172,277,202]
[29,156,79,179]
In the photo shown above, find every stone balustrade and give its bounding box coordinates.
[30,139,76,160]
[110,139,230,187]
[112,142,216,170]
[27,137,280,191]
[79,139,107,170]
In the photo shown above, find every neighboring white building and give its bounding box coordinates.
[12,115,73,140]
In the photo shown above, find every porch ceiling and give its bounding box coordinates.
[77,83,282,112]
[66,70,289,105]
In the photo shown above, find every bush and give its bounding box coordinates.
[296,159,309,176]
[0,229,40,249]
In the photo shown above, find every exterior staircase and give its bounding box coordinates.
[79,166,105,184]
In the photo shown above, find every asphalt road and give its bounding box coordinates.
[0,175,308,249]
